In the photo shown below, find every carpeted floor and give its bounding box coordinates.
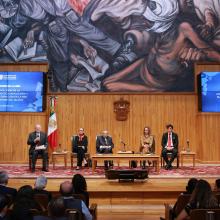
[1,164,220,179]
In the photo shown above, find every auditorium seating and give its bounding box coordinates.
[190,209,220,220]
[65,209,83,220]
[164,194,191,220]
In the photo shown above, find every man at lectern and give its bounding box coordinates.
[27,124,48,172]
[96,130,114,170]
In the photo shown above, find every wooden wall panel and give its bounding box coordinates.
[0,63,220,163]
[0,114,47,162]
[55,94,198,157]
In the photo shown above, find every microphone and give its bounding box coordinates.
[120,140,126,152]
[35,132,40,145]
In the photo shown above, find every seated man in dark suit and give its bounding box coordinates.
[161,124,179,170]
[0,171,17,200]
[96,130,114,169]
[27,124,48,172]
[0,194,10,220]
[34,197,68,220]
[59,181,92,220]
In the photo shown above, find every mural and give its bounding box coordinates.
[0,0,220,92]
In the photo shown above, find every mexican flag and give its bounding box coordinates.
[48,96,58,150]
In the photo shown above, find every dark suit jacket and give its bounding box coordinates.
[0,185,17,199]
[96,136,114,153]
[33,188,52,201]
[72,135,88,153]
[161,132,179,149]
[27,131,48,153]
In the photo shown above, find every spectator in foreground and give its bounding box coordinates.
[176,179,218,220]
[0,171,17,199]
[214,178,220,192]
[171,178,198,219]
[34,197,67,220]
[72,174,89,207]
[0,194,9,220]
[34,175,52,201]
[10,185,42,220]
[60,181,92,220]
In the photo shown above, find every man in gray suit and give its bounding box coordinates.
[96,130,114,169]
[27,124,48,172]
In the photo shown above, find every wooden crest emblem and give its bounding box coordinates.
[114,98,130,121]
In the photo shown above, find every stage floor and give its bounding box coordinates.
[1,163,220,179]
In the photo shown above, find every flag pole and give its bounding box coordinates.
[48,96,58,152]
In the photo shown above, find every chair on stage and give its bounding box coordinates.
[70,135,90,169]
[29,152,49,171]
[161,152,180,168]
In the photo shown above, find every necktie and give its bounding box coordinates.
[104,137,108,145]
[168,133,171,147]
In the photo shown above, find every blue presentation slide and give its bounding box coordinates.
[201,72,220,112]
[0,72,44,112]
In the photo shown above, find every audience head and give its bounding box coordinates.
[0,194,8,216]
[34,175,47,190]
[72,174,87,193]
[143,126,151,135]
[215,178,220,191]
[16,185,34,200]
[78,128,84,135]
[190,179,217,208]
[11,185,34,220]
[0,170,9,185]
[35,124,41,132]
[59,181,73,197]
[11,201,33,220]
[186,178,198,194]
[48,197,66,217]
[166,124,173,133]
[102,130,108,137]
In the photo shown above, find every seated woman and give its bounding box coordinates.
[176,179,218,220]
[72,174,89,207]
[140,126,155,168]
[72,128,88,170]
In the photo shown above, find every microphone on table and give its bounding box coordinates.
[120,140,126,152]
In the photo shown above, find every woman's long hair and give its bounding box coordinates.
[190,179,217,208]
[72,174,87,193]
[143,126,151,135]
